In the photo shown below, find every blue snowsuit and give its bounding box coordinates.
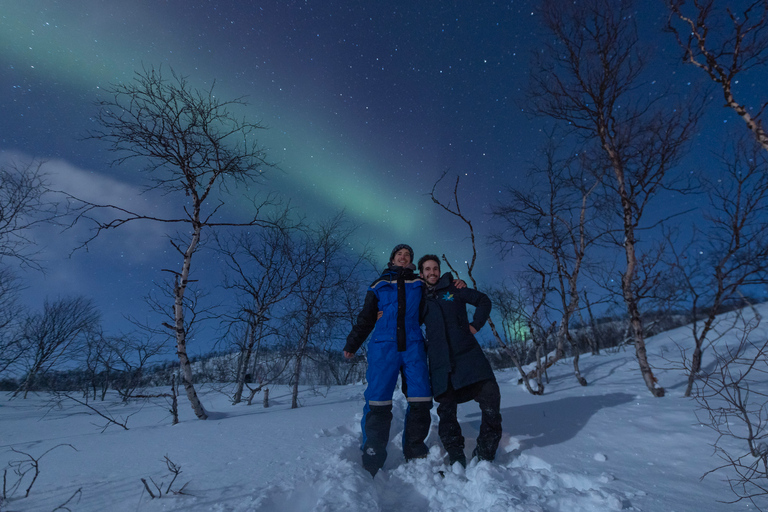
[344,263,432,475]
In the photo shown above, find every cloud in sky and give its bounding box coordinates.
[0,152,172,264]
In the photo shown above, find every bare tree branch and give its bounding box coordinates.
[529,0,702,396]
[72,65,284,419]
[667,0,768,151]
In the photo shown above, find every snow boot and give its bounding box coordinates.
[363,456,380,478]
[472,446,494,462]
[475,379,502,461]
[403,400,432,461]
[448,450,467,468]
[437,397,465,462]
[362,404,393,476]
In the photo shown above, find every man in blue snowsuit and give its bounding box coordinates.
[343,244,432,477]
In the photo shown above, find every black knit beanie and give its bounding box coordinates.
[389,243,414,263]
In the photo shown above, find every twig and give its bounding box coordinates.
[62,393,130,431]
[140,455,191,499]
[141,478,156,499]
[52,487,82,511]
[6,444,77,498]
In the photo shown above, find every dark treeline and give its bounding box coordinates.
[0,345,367,394]
[10,296,757,395]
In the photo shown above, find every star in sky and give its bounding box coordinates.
[0,1,748,351]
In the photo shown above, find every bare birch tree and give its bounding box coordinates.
[665,136,768,397]
[491,135,604,386]
[667,0,768,151]
[0,159,58,377]
[217,220,305,404]
[72,66,281,419]
[529,0,700,396]
[0,269,27,377]
[106,333,169,401]
[284,213,369,409]
[80,328,112,401]
[13,296,100,398]
[492,269,552,395]
[693,304,768,508]
[0,158,55,268]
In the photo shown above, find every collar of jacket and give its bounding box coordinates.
[386,262,417,272]
[383,263,418,281]
[426,272,454,297]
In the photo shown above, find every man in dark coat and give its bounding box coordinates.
[344,244,432,477]
[418,254,502,467]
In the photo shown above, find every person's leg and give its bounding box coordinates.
[401,341,432,461]
[403,400,432,460]
[436,385,466,466]
[361,342,401,476]
[473,379,502,461]
[361,401,392,476]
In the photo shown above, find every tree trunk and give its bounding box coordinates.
[170,375,179,425]
[100,370,110,401]
[684,312,715,398]
[232,323,252,405]
[173,218,207,420]
[291,344,306,409]
[14,359,42,399]
[684,341,703,398]
[233,313,264,404]
[534,341,545,394]
[571,345,588,387]
[565,258,587,386]
[623,236,664,397]
[232,349,246,405]
[291,308,314,409]
[583,291,600,355]
[607,138,664,397]
[563,321,587,386]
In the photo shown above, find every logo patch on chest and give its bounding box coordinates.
[441,292,454,301]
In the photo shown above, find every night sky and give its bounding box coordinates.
[0,1,738,352]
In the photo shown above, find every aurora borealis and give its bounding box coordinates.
[1,1,709,349]
[1,1,533,233]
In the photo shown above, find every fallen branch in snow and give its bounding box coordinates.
[60,393,131,432]
[2,444,77,499]
[141,455,191,499]
[51,487,82,511]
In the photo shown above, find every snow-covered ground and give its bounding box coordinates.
[3,306,766,511]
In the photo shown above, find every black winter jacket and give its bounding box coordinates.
[422,272,494,400]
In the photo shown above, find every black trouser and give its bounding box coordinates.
[362,400,432,475]
[436,379,502,461]
[362,404,392,475]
